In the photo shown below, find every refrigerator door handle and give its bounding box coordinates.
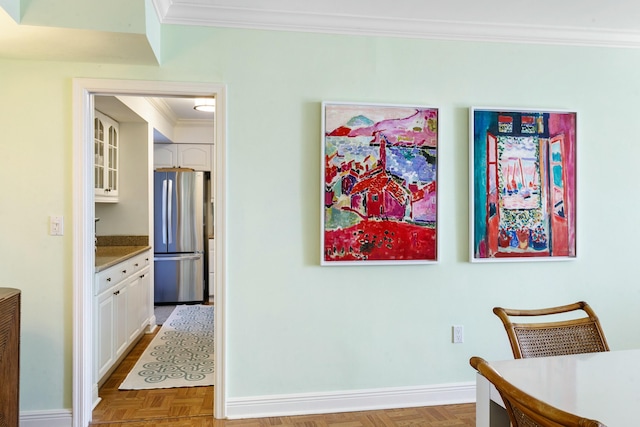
[162,179,167,245]
[154,254,202,261]
[167,178,173,245]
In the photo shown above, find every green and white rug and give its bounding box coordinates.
[119,304,214,390]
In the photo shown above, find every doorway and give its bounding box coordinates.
[72,79,227,427]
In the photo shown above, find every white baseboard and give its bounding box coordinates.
[20,409,73,427]
[19,382,475,425]
[226,381,476,419]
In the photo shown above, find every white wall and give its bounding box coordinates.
[95,122,150,236]
[2,25,640,414]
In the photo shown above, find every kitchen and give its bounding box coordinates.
[92,94,216,408]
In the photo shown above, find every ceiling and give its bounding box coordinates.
[159,97,216,121]
[95,96,214,123]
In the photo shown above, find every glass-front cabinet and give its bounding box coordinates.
[95,111,119,202]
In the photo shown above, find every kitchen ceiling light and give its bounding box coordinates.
[194,98,215,112]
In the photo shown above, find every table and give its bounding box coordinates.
[475,349,640,427]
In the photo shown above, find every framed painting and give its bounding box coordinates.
[470,107,577,262]
[321,102,438,265]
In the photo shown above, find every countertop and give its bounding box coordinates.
[95,245,151,272]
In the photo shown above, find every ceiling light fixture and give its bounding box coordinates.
[194,97,215,112]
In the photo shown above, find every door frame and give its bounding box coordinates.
[72,78,227,427]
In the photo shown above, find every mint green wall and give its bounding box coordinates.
[144,0,161,62]
[20,0,146,33]
[0,0,18,21]
[1,25,640,410]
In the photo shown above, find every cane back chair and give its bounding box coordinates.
[493,301,609,359]
[470,356,607,427]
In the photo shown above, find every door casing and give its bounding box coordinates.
[72,78,227,427]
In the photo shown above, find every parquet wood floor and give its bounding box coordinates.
[92,331,475,427]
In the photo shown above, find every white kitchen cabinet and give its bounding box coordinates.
[126,268,151,343]
[95,250,151,383]
[96,285,115,380]
[139,270,151,330]
[95,111,119,202]
[96,280,127,380]
[153,144,177,169]
[114,283,128,358]
[154,143,212,171]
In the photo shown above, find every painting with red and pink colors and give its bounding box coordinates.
[321,102,438,265]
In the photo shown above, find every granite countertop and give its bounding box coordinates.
[95,235,151,272]
[95,245,152,272]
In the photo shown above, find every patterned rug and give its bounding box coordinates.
[119,304,214,390]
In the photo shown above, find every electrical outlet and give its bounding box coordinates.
[452,325,464,344]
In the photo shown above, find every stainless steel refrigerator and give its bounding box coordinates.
[154,169,209,304]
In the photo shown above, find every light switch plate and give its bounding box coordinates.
[50,216,64,236]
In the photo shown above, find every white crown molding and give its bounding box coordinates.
[146,97,178,125]
[151,0,173,22]
[226,381,475,419]
[154,2,640,48]
[176,118,215,127]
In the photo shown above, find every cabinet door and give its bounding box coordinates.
[96,290,115,380]
[95,116,106,191]
[114,284,128,358]
[139,269,151,329]
[126,274,142,342]
[126,267,150,341]
[154,144,178,168]
[95,111,119,202]
[179,145,211,171]
[154,144,212,171]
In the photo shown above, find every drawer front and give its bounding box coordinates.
[95,265,126,296]
[95,251,151,295]
[128,251,151,276]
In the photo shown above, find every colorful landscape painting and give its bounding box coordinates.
[322,103,438,265]
[471,108,577,261]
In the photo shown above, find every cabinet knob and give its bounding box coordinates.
[122,270,127,274]
[134,263,139,267]
[106,278,111,282]
[140,274,145,279]
[113,290,119,296]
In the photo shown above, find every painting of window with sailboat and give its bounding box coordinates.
[471,108,576,262]
[322,102,438,265]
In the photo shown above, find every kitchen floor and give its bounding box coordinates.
[154,305,176,325]
[91,330,214,425]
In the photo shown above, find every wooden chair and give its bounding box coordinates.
[470,356,607,427]
[493,301,609,359]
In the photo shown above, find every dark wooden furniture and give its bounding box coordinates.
[470,356,606,427]
[0,288,20,427]
[493,301,609,359]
